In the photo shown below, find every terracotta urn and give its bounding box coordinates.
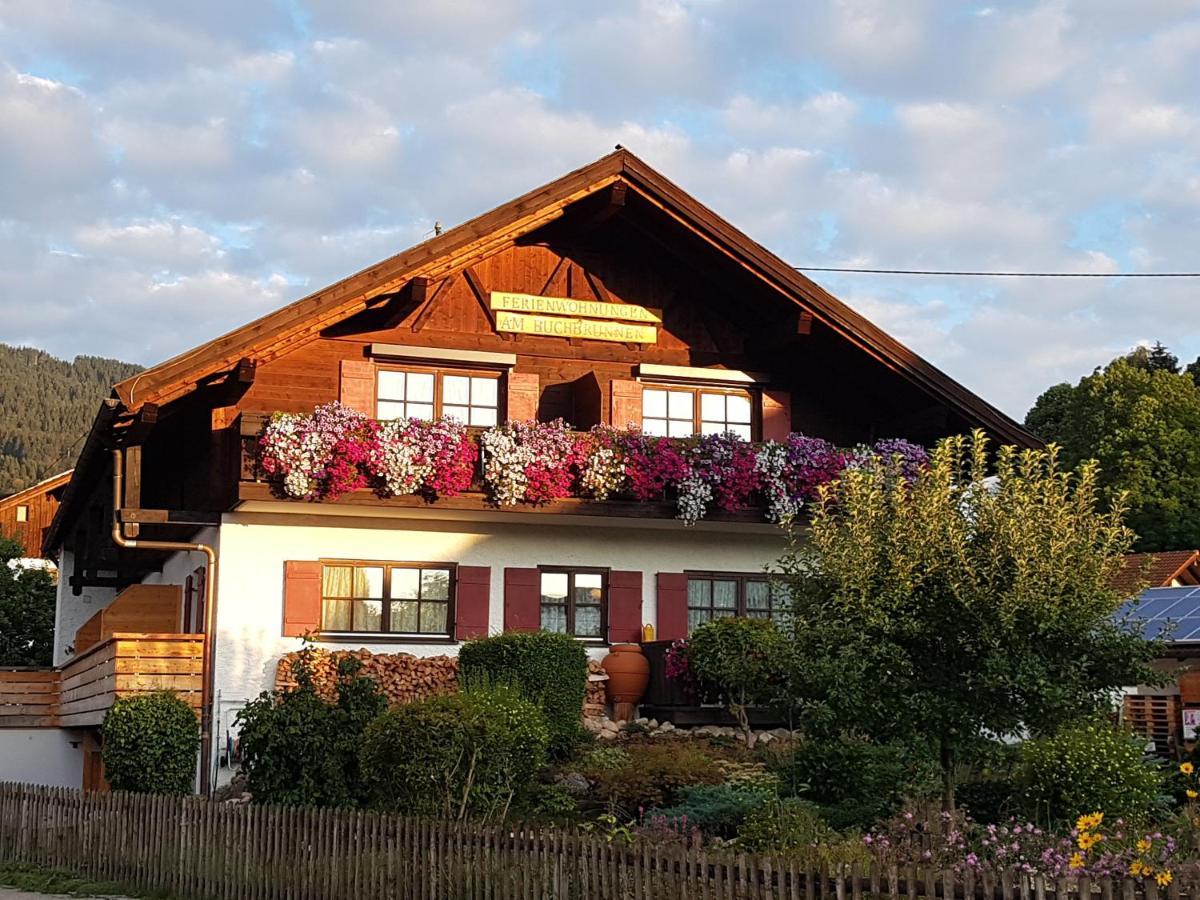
[602,643,650,705]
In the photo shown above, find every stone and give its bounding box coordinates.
[770,728,791,740]
[555,772,591,796]
[647,719,659,729]
[659,721,675,732]
[635,717,649,725]
[596,729,617,740]
[756,732,774,744]
[601,718,620,733]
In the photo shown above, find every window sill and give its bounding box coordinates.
[314,632,459,645]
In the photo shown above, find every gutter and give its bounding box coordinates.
[111,448,220,795]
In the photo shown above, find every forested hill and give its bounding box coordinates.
[0,344,142,496]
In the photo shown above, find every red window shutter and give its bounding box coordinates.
[610,379,643,430]
[454,566,491,640]
[339,359,376,416]
[656,572,689,641]
[506,372,540,422]
[503,567,541,631]
[761,389,792,442]
[607,570,643,644]
[282,560,322,637]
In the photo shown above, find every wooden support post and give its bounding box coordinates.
[410,277,452,332]
[122,446,142,538]
[463,266,513,341]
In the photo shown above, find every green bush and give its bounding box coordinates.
[101,691,199,795]
[736,799,869,863]
[578,743,723,815]
[580,746,631,771]
[236,654,386,807]
[458,631,587,757]
[360,684,549,821]
[1019,719,1164,824]
[765,734,940,829]
[648,782,773,837]
[687,618,785,746]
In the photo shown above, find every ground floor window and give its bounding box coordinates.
[539,567,606,639]
[321,561,454,636]
[686,572,788,633]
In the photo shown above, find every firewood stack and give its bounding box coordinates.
[585,659,609,719]
[274,648,459,706]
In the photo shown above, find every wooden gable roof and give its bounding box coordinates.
[110,148,1036,447]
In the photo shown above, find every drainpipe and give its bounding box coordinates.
[111,448,219,795]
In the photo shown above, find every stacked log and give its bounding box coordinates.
[585,659,609,719]
[274,648,458,706]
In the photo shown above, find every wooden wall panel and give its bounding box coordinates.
[0,474,69,559]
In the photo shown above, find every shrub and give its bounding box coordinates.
[765,734,940,829]
[580,746,631,771]
[101,691,199,795]
[1019,719,1164,824]
[648,782,774,837]
[458,631,587,757]
[236,654,386,807]
[579,743,723,815]
[360,684,549,821]
[687,617,785,746]
[737,799,869,863]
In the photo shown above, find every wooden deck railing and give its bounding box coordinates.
[0,633,203,729]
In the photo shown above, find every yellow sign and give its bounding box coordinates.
[495,311,657,344]
[490,291,661,324]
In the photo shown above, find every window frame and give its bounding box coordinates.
[15,504,28,523]
[537,565,609,642]
[683,571,788,633]
[319,558,458,639]
[375,364,503,426]
[639,384,759,440]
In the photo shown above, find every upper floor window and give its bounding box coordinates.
[540,567,606,640]
[15,505,28,523]
[686,572,788,634]
[321,561,454,637]
[642,386,754,440]
[376,368,499,426]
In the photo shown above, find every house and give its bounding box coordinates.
[0,470,72,561]
[0,150,1035,792]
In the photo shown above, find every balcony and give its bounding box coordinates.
[0,634,203,730]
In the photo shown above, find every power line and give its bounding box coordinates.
[794,266,1200,277]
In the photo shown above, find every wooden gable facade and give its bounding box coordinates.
[0,470,71,559]
[46,149,1037,592]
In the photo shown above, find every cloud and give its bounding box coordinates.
[0,0,1198,422]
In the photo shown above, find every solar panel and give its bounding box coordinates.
[1120,586,1200,643]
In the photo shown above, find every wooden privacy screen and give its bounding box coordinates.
[73,584,184,654]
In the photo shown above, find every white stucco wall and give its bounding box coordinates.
[208,507,786,779]
[0,728,84,787]
[53,548,116,665]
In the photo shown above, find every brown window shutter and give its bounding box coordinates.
[655,572,689,641]
[283,560,322,637]
[454,566,491,640]
[610,379,643,429]
[506,372,540,422]
[503,567,541,631]
[761,389,792,442]
[339,359,376,416]
[607,570,643,644]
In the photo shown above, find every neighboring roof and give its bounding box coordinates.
[109,148,1038,448]
[0,470,74,508]
[1111,551,1200,598]
[1121,585,1200,642]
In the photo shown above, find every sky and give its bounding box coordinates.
[0,1,1198,420]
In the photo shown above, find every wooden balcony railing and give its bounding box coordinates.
[0,634,203,730]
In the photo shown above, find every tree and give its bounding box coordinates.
[772,431,1161,810]
[1059,358,1200,552]
[1126,341,1179,374]
[686,617,786,748]
[1024,382,1074,444]
[0,537,55,666]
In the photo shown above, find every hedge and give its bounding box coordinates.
[100,691,199,795]
[458,631,587,757]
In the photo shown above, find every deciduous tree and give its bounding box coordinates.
[0,537,55,666]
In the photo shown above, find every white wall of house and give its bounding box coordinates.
[141,526,221,627]
[0,728,84,787]
[207,506,786,779]
[52,548,116,665]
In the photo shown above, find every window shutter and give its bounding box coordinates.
[506,372,540,422]
[655,572,689,641]
[454,566,491,640]
[610,379,643,429]
[282,560,322,637]
[503,567,541,631]
[607,570,643,644]
[761,389,792,441]
[339,359,376,416]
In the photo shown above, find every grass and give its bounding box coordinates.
[0,863,171,898]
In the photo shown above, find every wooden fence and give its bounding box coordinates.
[0,782,1192,900]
